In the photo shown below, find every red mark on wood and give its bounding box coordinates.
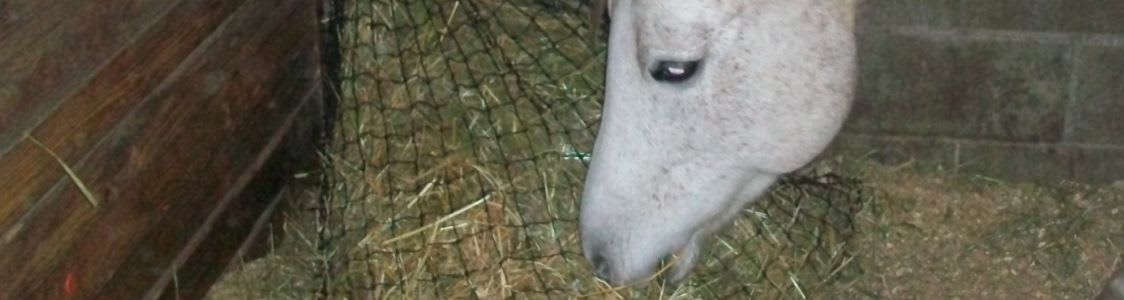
[64,272,78,296]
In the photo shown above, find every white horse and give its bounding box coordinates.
[580,0,859,286]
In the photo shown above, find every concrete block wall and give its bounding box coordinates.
[829,0,1124,184]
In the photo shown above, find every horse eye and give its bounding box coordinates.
[649,60,701,83]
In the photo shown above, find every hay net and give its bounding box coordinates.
[314,0,866,298]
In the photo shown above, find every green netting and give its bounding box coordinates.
[311,0,866,298]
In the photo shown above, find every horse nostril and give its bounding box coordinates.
[649,59,702,83]
[590,252,612,280]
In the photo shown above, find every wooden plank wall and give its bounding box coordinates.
[0,0,324,298]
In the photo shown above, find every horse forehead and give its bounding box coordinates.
[633,0,742,22]
[630,0,743,53]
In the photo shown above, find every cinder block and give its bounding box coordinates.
[826,134,1124,185]
[859,0,959,29]
[1068,45,1124,145]
[823,133,956,168]
[961,0,1124,34]
[849,33,1071,143]
[1069,146,1124,184]
[953,141,1075,183]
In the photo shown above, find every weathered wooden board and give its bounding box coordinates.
[0,0,181,158]
[0,0,324,298]
[0,0,245,239]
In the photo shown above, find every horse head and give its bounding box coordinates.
[580,0,858,286]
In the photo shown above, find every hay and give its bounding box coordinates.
[208,154,1124,299]
[830,157,1124,299]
